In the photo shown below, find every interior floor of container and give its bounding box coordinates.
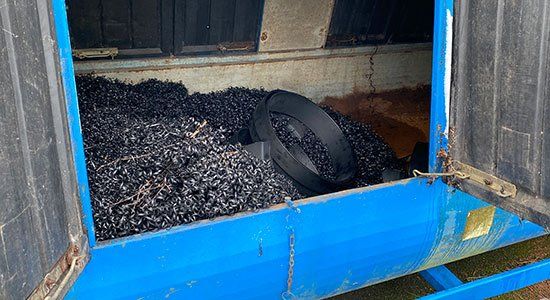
[322,85,431,158]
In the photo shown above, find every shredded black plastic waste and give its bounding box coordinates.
[76,75,398,240]
[322,107,399,187]
[270,113,337,180]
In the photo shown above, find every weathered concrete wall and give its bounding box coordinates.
[258,0,334,52]
[75,43,432,103]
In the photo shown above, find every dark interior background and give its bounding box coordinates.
[327,0,434,47]
[67,0,434,58]
[67,0,263,57]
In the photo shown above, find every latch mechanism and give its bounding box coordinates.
[413,162,517,198]
[453,161,517,198]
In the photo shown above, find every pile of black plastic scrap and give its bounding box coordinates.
[76,76,397,240]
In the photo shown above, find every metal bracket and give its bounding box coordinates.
[453,161,517,198]
[216,41,254,52]
[72,48,118,59]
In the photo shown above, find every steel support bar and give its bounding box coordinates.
[421,258,550,300]
[420,265,462,291]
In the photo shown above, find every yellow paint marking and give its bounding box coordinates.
[462,206,496,241]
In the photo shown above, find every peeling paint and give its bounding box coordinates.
[462,206,496,241]
[258,238,263,257]
[164,287,177,298]
[443,9,453,137]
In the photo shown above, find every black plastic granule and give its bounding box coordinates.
[76,75,398,240]
[322,106,399,187]
[88,117,301,240]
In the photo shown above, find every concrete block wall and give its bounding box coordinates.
[258,0,334,52]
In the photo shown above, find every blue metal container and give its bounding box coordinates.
[47,0,546,298]
[65,178,545,299]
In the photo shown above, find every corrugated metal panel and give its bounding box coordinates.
[67,0,262,56]
[326,0,433,47]
[451,0,550,227]
[67,0,163,55]
[0,0,82,299]
[173,0,262,54]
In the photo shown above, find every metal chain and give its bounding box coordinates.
[367,45,379,97]
[282,230,296,300]
[366,45,379,115]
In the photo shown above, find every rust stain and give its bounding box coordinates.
[30,243,84,299]
[260,31,268,42]
[321,85,431,158]
[437,147,455,177]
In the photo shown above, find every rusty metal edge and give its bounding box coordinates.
[454,161,517,198]
[27,238,89,300]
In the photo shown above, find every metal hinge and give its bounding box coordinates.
[29,243,86,299]
[453,161,517,198]
[72,47,118,59]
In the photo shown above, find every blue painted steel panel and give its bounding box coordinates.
[421,258,550,300]
[418,183,545,269]
[420,266,462,291]
[52,0,96,247]
[428,0,453,172]
[66,179,545,299]
[53,0,547,297]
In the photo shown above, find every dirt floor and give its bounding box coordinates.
[324,87,549,299]
[322,86,431,158]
